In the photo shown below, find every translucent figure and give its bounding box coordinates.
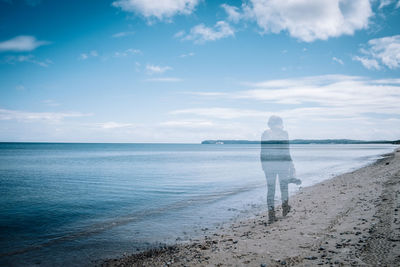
[260,116,301,223]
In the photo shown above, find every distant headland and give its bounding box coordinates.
[201,139,400,145]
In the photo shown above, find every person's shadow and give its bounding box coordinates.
[260,116,301,223]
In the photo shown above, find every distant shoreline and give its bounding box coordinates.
[1,140,399,145]
[202,139,400,144]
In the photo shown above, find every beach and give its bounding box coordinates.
[2,1,400,266]
[102,147,400,266]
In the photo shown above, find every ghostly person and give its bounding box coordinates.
[260,116,300,223]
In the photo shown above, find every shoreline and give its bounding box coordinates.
[101,148,400,266]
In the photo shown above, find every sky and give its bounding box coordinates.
[0,0,399,143]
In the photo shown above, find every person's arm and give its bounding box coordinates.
[289,162,296,177]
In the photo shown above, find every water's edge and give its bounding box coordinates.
[97,147,398,265]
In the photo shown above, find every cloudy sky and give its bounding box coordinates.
[0,0,399,142]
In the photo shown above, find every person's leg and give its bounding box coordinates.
[279,171,290,216]
[266,172,276,210]
[265,172,277,223]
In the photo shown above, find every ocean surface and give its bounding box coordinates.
[0,143,396,266]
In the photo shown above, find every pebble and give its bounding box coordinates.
[305,256,318,260]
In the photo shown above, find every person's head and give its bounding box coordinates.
[268,115,283,130]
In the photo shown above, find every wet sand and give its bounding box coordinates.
[101,148,400,266]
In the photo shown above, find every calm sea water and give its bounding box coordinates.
[0,143,396,266]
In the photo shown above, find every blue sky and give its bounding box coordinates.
[0,0,400,142]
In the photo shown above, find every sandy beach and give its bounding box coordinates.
[101,148,400,266]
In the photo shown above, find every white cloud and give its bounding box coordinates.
[178,75,400,140]
[146,64,172,74]
[42,99,60,107]
[379,0,392,8]
[0,108,91,122]
[221,4,242,23]
[5,54,52,67]
[237,75,400,115]
[332,57,344,65]
[171,107,267,119]
[352,56,380,70]
[185,92,227,96]
[114,48,141,57]
[112,0,199,21]
[179,52,195,58]
[112,31,135,38]
[145,77,182,82]
[182,21,235,43]
[96,122,134,129]
[367,35,400,69]
[379,0,399,8]
[0,35,49,52]
[174,30,185,38]
[187,75,400,119]
[227,0,372,42]
[79,50,99,60]
[135,61,141,72]
[354,35,400,70]
[373,78,400,84]
[3,73,400,141]
[160,120,214,128]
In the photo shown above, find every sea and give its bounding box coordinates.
[0,143,397,266]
